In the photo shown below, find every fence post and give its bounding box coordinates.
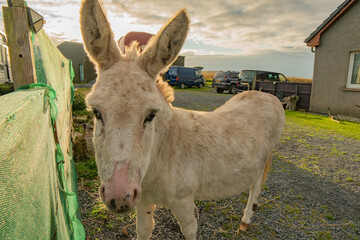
[273,81,276,95]
[3,0,37,89]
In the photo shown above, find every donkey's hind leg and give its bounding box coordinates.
[240,176,262,231]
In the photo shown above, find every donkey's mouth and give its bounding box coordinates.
[108,201,132,214]
[102,196,138,214]
[99,162,142,214]
[100,182,141,215]
[107,192,140,214]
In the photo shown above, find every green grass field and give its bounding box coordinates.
[285,111,360,140]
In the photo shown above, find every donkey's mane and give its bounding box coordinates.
[121,42,175,104]
[156,78,175,103]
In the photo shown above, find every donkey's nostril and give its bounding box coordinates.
[100,186,105,200]
[110,199,116,210]
[133,188,138,202]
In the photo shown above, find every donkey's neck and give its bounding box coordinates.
[154,104,207,154]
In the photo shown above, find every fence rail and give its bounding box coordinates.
[255,81,312,111]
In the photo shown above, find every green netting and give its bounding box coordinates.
[0,27,85,239]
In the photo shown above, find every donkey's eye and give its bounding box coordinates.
[144,112,156,127]
[93,109,103,121]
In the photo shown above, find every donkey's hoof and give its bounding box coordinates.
[239,222,249,232]
[252,203,258,211]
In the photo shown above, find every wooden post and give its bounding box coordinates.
[272,81,276,95]
[3,0,37,89]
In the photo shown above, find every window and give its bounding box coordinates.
[196,70,202,77]
[279,74,287,82]
[214,71,226,78]
[168,67,177,76]
[268,73,278,81]
[346,52,360,89]
[239,70,255,79]
[229,72,239,78]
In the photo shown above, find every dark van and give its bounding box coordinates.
[164,66,205,89]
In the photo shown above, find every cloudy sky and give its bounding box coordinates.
[0,0,345,78]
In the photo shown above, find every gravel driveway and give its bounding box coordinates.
[78,88,360,239]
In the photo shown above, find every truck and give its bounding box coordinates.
[211,71,240,94]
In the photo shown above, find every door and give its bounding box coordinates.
[79,64,84,82]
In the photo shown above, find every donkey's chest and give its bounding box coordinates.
[141,155,259,206]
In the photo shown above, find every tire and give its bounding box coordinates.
[229,85,237,94]
[180,83,185,89]
[198,83,204,88]
[216,88,224,93]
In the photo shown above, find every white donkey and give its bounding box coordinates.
[80,0,285,239]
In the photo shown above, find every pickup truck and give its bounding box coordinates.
[237,70,289,91]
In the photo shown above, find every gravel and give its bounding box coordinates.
[78,88,360,239]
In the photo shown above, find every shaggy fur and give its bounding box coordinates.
[80,1,285,239]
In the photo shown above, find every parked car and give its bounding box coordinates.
[211,71,240,94]
[237,70,288,91]
[164,66,205,88]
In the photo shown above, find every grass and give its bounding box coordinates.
[202,71,312,83]
[75,88,91,95]
[285,110,360,140]
[73,88,360,239]
[286,76,312,83]
[75,157,98,180]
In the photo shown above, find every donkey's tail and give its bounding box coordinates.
[262,154,272,186]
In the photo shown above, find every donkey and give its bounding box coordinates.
[80,0,285,239]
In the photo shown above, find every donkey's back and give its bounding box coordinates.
[162,90,285,201]
[214,90,285,144]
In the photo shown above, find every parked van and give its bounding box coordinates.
[164,66,205,88]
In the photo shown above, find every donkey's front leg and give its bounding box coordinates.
[136,198,156,240]
[172,199,197,240]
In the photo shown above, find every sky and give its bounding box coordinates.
[0,0,345,78]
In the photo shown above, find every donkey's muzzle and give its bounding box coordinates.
[100,163,141,214]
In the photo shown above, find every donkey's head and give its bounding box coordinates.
[80,0,189,213]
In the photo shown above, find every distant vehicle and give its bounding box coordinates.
[164,66,205,89]
[237,70,288,91]
[211,71,240,94]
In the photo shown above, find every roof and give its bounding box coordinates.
[57,41,83,48]
[305,0,358,47]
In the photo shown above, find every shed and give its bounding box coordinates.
[305,0,360,118]
[0,31,11,84]
[57,41,97,83]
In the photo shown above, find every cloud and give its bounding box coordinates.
[107,0,344,55]
[0,0,343,52]
[0,0,344,77]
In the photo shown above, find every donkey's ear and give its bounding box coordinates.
[80,0,120,70]
[140,9,189,77]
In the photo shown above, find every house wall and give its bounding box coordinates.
[84,56,97,82]
[310,1,360,118]
[172,56,185,67]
